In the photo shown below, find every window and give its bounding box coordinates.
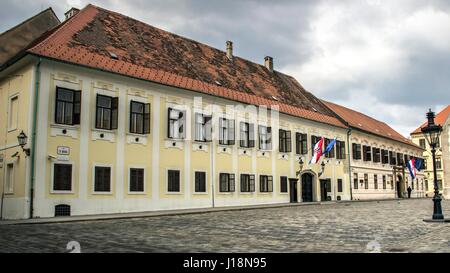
[374,175,378,190]
[94,166,111,193]
[363,145,372,161]
[364,174,369,189]
[194,113,212,142]
[168,170,181,192]
[352,144,362,160]
[373,148,381,163]
[219,173,235,192]
[353,173,359,190]
[424,159,428,169]
[279,129,292,153]
[296,133,308,155]
[130,101,150,134]
[5,163,14,193]
[381,149,389,164]
[8,95,19,130]
[260,175,273,192]
[325,139,335,158]
[258,126,272,150]
[240,122,255,148]
[383,175,387,190]
[390,175,394,190]
[337,179,343,193]
[425,180,429,191]
[436,158,442,169]
[419,139,426,149]
[96,95,118,130]
[219,118,235,145]
[53,164,72,192]
[438,180,443,191]
[195,171,206,193]
[168,108,186,139]
[336,141,346,160]
[55,87,81,125]
[240,174,255,192]
[397,153,404,166]
[129,168,144,192]
[389,151,397,166]
[280,176,288,193]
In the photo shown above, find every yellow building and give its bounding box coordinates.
[325,101,425,200]
[0,5,425,220]
[0,5,353,219]
[411,106,450,198]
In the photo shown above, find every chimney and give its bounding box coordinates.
[226,41,233,60]
[264,56,274,72]
[65,7,80,20]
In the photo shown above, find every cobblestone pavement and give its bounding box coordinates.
[1,199,450,253]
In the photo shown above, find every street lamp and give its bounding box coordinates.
[421,109,444,221]
[17,131,31,157]
[296,158,304,177]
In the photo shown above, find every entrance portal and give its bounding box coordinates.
[302,173,314,202]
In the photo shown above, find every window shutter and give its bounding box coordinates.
[179,110,186,139]
[268,176,273,192]
[250,175,255,192]
[295,133,300,155]
[230,174,235,192]
[73,90,81,125]
[144,103,151,134]
[167,108,172,138]
[352,144,357,159]
[228,120,235,145]
[286,131,292,152]
[248,124,255,148]
[205,116,212,142]
[111,97,119,130]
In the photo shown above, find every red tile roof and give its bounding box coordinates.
[25,4,346,129]
[323,100,422,149]
[411,105,450,134]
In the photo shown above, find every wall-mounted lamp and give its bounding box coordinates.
[17,131,31,157]
[296,157,304,177]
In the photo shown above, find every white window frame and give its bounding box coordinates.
[168,107,186,140]
[166,168,183,194]
[258,173,273,194]
[258,125,272,151]
[4,161,16,194]
[217,171,235,195]
[92,163,113,195]
[8,94,19,132]
[194,113,212,142]
[50,161,75,194]
[193,169,208,194]
[279,175,289,195]
[128,166,146,195]
[239,172,255,194]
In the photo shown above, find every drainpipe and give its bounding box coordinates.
[347,128,353,201]
[29,58,41,218]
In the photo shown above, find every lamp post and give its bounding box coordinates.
[17,131,31,157]
[421,109,444,221]
[296,157,304,177]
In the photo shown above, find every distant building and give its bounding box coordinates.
[0,8,60,68]
[411,106,450,198]
[442,113,450,199]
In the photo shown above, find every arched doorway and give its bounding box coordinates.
[396,175,403,198]
[302,173,314,202]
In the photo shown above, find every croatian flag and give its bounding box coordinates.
[407,158,417,179]
[310,137,325,164]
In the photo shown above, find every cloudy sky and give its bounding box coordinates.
[1,0,449,136]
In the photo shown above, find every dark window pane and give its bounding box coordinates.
[54,164,72,191]
[168,170,180,192]
[195,172,206,192]
[95,167,111,192]
[130,168,144,192]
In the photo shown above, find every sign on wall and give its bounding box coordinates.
[57,146,70,155]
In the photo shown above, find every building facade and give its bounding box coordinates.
[324,101,425,200]
[411,106,450,198]
[0,4,424,220]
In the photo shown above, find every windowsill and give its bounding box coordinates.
[217,192,234,195]
[280,192,289,195]
[51,124,80,129]
[92,128,116,133]
[127,132,149,137]
[259,192,273,195]
[50,190,74,194]
[165,138,185,142]
[166,191,184,195]
[128,191,147,195]
[193,192,209,195]
[7,128,17,133]
[4,192,14,196]
[92,191,113,195]
[239,192,255,195]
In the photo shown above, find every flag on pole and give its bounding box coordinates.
[324,138,337,154]
[414,158,424,171]
[310,137,324,164]
[406,158,417,179]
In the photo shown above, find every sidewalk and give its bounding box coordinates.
[0,198,422,226]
